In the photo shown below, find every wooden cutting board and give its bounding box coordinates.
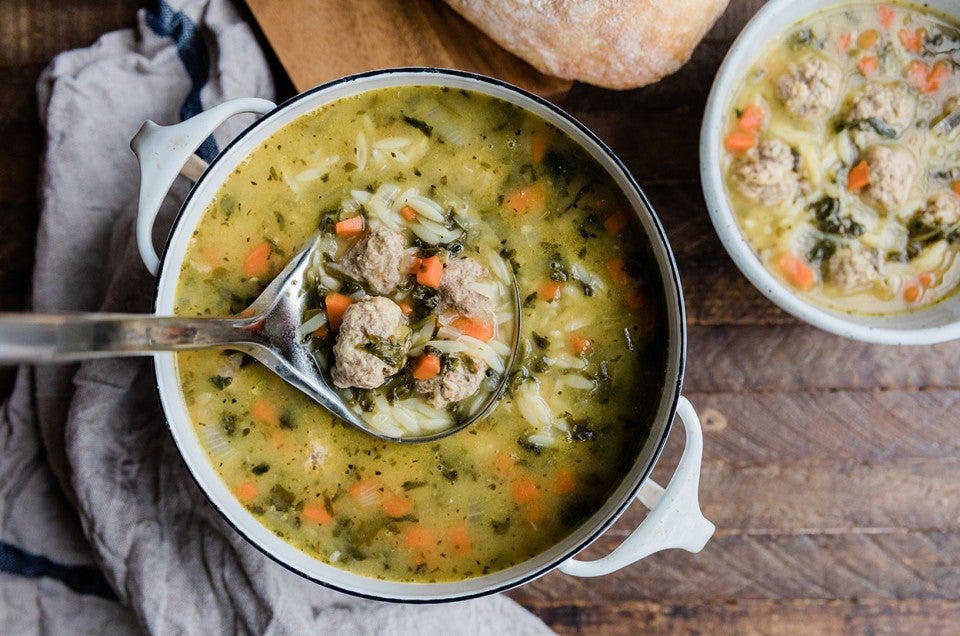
[244,0,573,100]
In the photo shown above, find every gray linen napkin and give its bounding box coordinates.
[0,1,554,633]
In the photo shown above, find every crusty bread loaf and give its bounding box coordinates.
[442,0,730,89]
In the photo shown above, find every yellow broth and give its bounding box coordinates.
[722,2,960,314]
[174,86,666,582]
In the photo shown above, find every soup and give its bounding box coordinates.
[174,85,666,582]
[722,1,960,314]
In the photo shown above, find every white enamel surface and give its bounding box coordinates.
[147,70,692,600]
[558,396,715,577]
[701,0,960,345]
[130,98,276,274]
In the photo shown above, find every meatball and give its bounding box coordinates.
[439,257,495,318]
[918,192,960,228]
[339,226,405,295]
[331,296,410,389]
[826,245,881,290]
[848,83,916,137]
[776,58,843,119]
[731,138,799,206]
[862,145,917,212]
[415,354,487,408]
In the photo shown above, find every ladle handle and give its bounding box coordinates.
[130,97,276,276]
[0,313,259,363]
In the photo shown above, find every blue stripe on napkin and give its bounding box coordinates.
[0,540,117,600]
[146,0,220,162]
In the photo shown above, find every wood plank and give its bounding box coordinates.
[0,0,139,66]
[511,598,960,635]
[515,531,960,602]
[686,325,960,392]
[243,0,572,99]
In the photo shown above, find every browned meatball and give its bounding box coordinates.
[331,296,410,389]
[776,58,843,119]
[340,226,406,295]
[439,257,495,318]
[848,83,916,137]
[862,145,917,212]
[731,138,799,206]
[415,354,487,408]
[826,245,881,290]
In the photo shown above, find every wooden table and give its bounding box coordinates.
[3,1,959,633]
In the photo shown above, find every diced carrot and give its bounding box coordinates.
[200,245,220,269]
[531,129,549,164]
[493,452,515,478]
[412,353,441,380]
[416,255,443,288]
[836,32,852,53]
[603,211,629,236]
[737,104,765,134]
[235,481,258,504]
[952,181,960,197]
[448,523,472,556]
[878,6,895,29]
[906,60,930,90]
[847,160,871,192]
[919,272,936,289]
[554,468,576,495]
[858,29,879,49]
[399,205,417,221]
[382,492,413,518]
[775,252,816,291]
[451,316,495,342]
[924,61,951,93]
[724,131,756,154]
[334,215,364,236]
[349,479,380,507]
[324,292,353,330]
[511,477,538,505]
[302,500,332,524]
[524,502,545,525]
[242,242,271,278]
[904,282,923,303]
[898,28,923,53]
[626,288,646,310]
[251,397,279,427]
[504,181,548,215]
[398,300,414,317]
[539,280,563,301]
[568,335,593,356]
[402,525,434,550]
[606,258,630,287]
[858,55,879,77]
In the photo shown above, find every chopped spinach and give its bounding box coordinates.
[543,150,573,182]
[251,462,270,475]
[531,332,550,350]
[362,326,411,367]
[834,117,897,139]
[490,518,512,535]
[209,374,233,390]
[401,480,427,491]
[517,437,543,455]
[402,115,433,137]
[810,196,864,237]
[269,484,295,512]
[411,285,441,320]
[807,238,837,263]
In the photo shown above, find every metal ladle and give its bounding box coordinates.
[0,233,522,442]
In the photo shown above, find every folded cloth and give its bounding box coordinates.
[0,1,553,633]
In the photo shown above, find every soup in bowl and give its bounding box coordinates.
[134,69,712,601]
[702,0,960,343]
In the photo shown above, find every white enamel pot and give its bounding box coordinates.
[132,68,714,602]
[701,0,960,344]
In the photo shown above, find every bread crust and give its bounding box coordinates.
[443,0,730,89]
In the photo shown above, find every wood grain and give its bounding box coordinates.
[243,0,572,99]
[6,0,960,634]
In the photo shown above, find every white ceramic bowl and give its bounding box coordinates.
[701,0,960,344]
[131,69,714,602]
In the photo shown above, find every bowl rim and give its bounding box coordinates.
[700,0,960,345]
[149,67,688,601]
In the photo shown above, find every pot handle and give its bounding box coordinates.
[558,396,714,577]
[130,97,276,275]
